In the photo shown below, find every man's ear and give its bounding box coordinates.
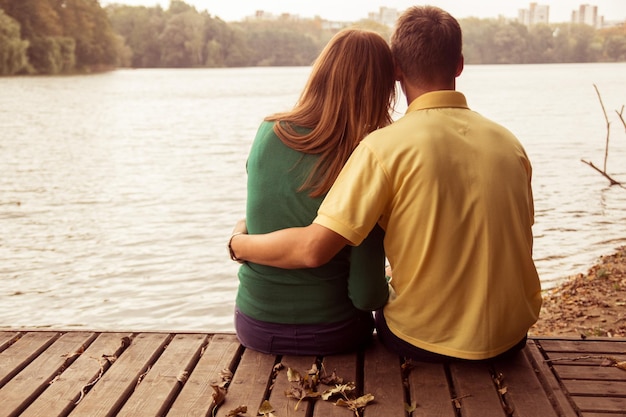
[455,55,464,77]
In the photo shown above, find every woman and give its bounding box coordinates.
[232,28,396,355]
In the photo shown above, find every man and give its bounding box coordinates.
[228,5,542,361]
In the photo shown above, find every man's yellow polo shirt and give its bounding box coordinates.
[314,91,542,360]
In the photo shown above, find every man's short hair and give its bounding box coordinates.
[391,6,463,85]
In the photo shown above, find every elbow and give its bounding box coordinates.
[299,250,333,269]
[351,290,389,311]
[296,224,345,268]
[298,238,336,268]
[352,301,382,311]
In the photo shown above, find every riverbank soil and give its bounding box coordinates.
[529,245,626,338]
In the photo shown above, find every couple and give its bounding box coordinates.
[228,6,542,362]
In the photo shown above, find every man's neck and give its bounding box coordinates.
[403,80,456,105]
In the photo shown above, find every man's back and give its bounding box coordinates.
[316,90,542,359]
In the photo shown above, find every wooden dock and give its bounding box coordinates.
[0,331,624,416]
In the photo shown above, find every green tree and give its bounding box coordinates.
[0,9,29,75]
[1,0,121,73]
[527,24,557,63]
[600,24,626,61]
[202,16,230,67]
[246,28,318,66]
[603,35,626,61]
[351,19,392,40]
[492,22,529,64]
[107,5,166,67]
[159,12,189,67]
[27,36,75,74]
[159,9,206,67]
[54,0,118,70]
[460,18,499,64]
[233,17,333,67]
[568,24,598,62]
[57,36,77,71]
[167,0,194,15]
[5,1,623,74]
[106,1,338,68]
[0,0,62,39]
[220,24,251,67]
[110,32,132,67]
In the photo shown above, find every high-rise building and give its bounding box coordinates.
[367,7,399,27]
[571,4,603,28]
[518,2,550,25]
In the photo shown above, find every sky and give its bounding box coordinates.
[100,0,626,23]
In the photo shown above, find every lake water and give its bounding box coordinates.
[1,63,625,332]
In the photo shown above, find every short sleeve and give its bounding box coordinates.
[314,142,391,245]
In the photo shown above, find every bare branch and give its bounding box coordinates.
[581,159,618,185]
[617,105,625,133]
[581,159,625,188]
[583,85,624,189]
[593,84,611,172]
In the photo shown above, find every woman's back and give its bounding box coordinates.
[237,121,358,324]
[231,28,396,355]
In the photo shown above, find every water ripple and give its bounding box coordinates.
[1,64,625,330]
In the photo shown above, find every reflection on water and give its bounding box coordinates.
[1,64,625,331]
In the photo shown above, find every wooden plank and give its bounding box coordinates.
[20,333,131,417]
[320,353,357,385]
[0,332,20,353]
[116,333,207,417]
[69,332,171,417]
[0,332,59,388]
[582,412,626,417]
[540,351,626,365]
[406,361,455,417]
[166,334,240,417]
[0,332,95,417]
[524,340,580,417]
[552,364,626,380]
[540,339,626,354]
[564,379,626,396]
[0,332,91,417]
[214,347,277,417]
[270,355,316,417]
[313,353,358,417]
[448,362,506,417]
[362,339,405,416]
[491,348,560,417]
[574,396,626,413]
[2,332,621,417]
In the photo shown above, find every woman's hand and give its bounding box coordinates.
[228,218,248,263]
[385,264,393,278]
[232,218,248,235]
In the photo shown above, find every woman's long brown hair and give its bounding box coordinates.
[266,28,396,197]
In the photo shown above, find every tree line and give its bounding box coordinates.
[1,0,625,76]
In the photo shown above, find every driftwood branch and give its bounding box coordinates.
[593,84,611,172]
[580,159,621,186]
[580,84,624,189]
[617,105,625,132]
